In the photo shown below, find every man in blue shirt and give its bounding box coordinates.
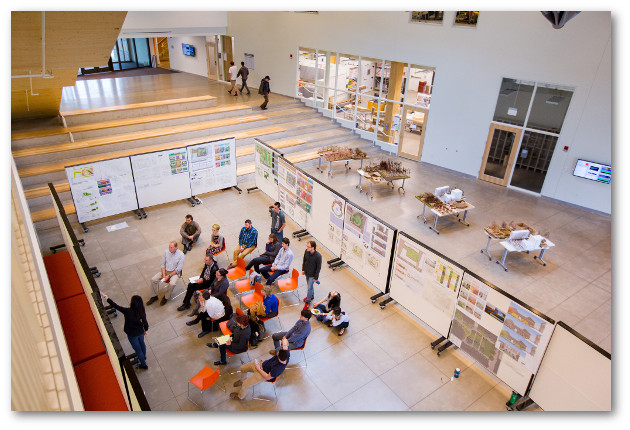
[230,337,290,400]
[270,309,312,354]
[270,201,286,241]
[259,237,293,285]
[229,219,258,269]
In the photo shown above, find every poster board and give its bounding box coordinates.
[277,157,305,229]
[254,140,279,202]
[529,322,611,411]
[306,180,346,257]
[448,272,555,395]
[188,138,237,195]
[388,232,465,337]
[340,201,395,293]
[131,147,192,208]
[65,158,138,223]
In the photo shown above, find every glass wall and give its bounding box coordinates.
[296,47,437,148]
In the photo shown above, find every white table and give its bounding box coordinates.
[357,169,409,200]
[317,155,366,178]
[417,198,475,235]
[496,236,555,271]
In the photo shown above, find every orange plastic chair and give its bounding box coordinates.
[212,237,228,266]
[252,375,278,402]
[219,308,245,335]
[241,281,264,309]
[187,366,225,409]
[233,268,254,296]
[227,257,247,282]
[287,335,309,370]
[276,268,300,307]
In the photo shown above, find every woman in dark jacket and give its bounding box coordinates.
[245,234,281,274]
[313,290,341,322]
[101,293,149,369]
[208,314,251,365]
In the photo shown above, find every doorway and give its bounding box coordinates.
[397,106,428,161]
[478,124,523,186]
[206,42,218,80]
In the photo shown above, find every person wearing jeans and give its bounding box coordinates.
[259,237,293,285]
[301,241,322,307]
[102,293,149,369]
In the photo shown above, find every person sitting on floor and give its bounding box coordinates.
[313,290,341,322]
[230,337,290,400]
[186,290,225,338]
[177,255,218,311]
[180,214,201,254]
[258,237,293,285]
[322,307,349,336]
[207,314,251,366]
[205,224,224,256]
[245,234,281,274]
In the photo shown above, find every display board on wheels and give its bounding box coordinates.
[131,147,192,208]
[254,140,279,201]
[306,180,346,257]
[277,157,306,229]
[65,157,138,223]
[340,201,395,293]
[529,322,611,411]
[188,138,237,195]
[448,272,555,395]
[388,232,465,337]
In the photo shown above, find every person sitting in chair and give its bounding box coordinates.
[205,224,224,256]
[186,291,225,338]
[245,234,281,274]
[258,237,293,286]
[207,314,251,366]
[177,255,218,311]
[180,214,201,254]
[146,241,185,307]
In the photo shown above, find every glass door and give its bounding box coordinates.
[478,124,523,186]
[397,106,428,161]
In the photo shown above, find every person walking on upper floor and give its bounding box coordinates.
[177,254,218,311]
[237,61,250,95]
[270,309,312,354]
[245,233,281,275]
[259,237,293,286]
[259,75,271,110]
[180,214,201,254]
[229,219,258,268]
[302,240,322,309]
[227,61,238,96]
[101,293,149,369]
[270,201,286,242]
[147,241,185,307]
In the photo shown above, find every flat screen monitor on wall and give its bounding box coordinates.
[573,159,611,184]
[182,44,196,57]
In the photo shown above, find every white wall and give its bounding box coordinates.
[227,11,612,213]
[121,11,227,36]
[168,36,209,78]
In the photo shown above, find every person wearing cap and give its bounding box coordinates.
[258,75,271,110]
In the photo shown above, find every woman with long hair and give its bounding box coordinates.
[101,292,149,369]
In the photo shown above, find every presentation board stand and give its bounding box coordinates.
[187,138,238,201]
[250,139,280,196]
[447,271,555,395]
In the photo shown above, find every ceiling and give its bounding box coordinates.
[11,11,128,120]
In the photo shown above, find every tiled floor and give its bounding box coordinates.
[37,70,611,411]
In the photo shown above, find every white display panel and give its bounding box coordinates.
[340,201,395,293]
[448,272,555,395]
[65,158,138,223]
[306,181,345,257]
[573,159,611,184]
[188,138,237,195]
[529,323,611,411]
[254,141,279,201]
[277,158,305,229]
[131,148,192,208]
[388,233,464,337]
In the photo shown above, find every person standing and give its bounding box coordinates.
[237,61,250,95]
[227,61,238,96]
[180,214,201,254]
[302,241,322,308]
[147,241,185,306]
[258,75,271,110]
[101,293,149,369]
[270,202,286,241]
